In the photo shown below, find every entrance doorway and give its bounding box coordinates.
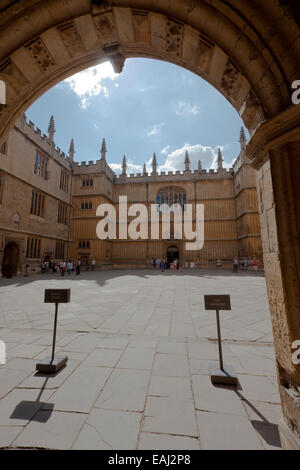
[167,246,179,265]
[80,255,90,271]
[2,242,19,278]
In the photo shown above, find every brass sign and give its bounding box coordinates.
[44,289,71,304]
[204,295,231,311]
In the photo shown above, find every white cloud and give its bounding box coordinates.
[158,143,219,173]
[110,161,143,176]
[64,62,118,108]
[175,100,199,116]
[146,123,164,137]
[161,145,171,155]
[109,144,233,176]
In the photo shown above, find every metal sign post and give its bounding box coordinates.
[204,295,238,386]
[36,289,70,374]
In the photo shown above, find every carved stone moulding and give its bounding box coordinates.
[166,18,183,58]
[57,21,86,58]
[221,60,242,102]
[93,9,119,45]
[0,58,28,98]
[25,37,56,73]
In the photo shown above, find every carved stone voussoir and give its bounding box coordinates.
[0,59,28,96]
[221,60,242,101]
[166,19,183,57]
[93,10,119,45]
[58,22,86,57]
[25,38,56,73]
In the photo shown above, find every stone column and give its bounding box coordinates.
[247,105,300,449]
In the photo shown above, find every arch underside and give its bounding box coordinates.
[0,0,299,142]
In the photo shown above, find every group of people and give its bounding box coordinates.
[150,258,180,271]
[232,256,258,273]
[41,258,82,276]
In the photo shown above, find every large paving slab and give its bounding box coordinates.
[0,269,282,450]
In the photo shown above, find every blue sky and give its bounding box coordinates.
[26,58,246,174]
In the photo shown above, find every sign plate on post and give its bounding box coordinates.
[204,294,238,386]
[44,289,71,304]
[204,295,231,311]
[36,289,70,374]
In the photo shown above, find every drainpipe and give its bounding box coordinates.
[67,163,73,260]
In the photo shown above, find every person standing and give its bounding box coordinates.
[60,259,66,277]
[67,259,73,275]
[91,259,96,271]
[244,257,248,271]
[216,259,222,269]
[52,261,57,273]
[252,257,258,274]
[76,258,81,276]
[150,257,155,268]
[233,256,238,273]
[156,258,161,270]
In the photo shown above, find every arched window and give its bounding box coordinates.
[156,186,187,211]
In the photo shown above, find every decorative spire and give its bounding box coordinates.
[101,138,107,161]
[48,115,55,142]
[143,163,147,176]
[69,138,75,161]
[122,155,127,176]
[152,152,157,174]
[217,148,223,170]
[239,126,247,150]
[184,150,190,172]
[198,160,202,172]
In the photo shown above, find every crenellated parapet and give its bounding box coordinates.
[114,167,232,184]
[14,114,72,171]
[73,158,115,181]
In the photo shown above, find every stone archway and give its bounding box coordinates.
[0,0,299,449]
[2,241,19,278]
[0,0,297,143]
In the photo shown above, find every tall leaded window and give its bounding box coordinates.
[30,190,45,217]
[26,237,41,259]
[156,186,187,211]
[34,149,48,179]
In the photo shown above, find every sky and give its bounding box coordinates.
[26,58,246,175]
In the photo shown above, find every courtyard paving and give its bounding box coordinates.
[0,269,282,450]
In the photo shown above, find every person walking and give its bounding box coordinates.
[156,258,161,270]
[91,259,96,271]
[75,258,81,276]
[244,257,248,271]
[216,258,222,269]
[252,257,258,274]
[67,259,73,275]
[233,256,238,273]
[60,259,66,277]
[150,257,155,268]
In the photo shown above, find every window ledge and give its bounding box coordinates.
[30,214,46,222]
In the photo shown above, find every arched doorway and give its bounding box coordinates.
[167,246,179,265]
[2,242,19,278]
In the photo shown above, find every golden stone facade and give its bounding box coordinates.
[0,0,299,448]
[0,115,261,274]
